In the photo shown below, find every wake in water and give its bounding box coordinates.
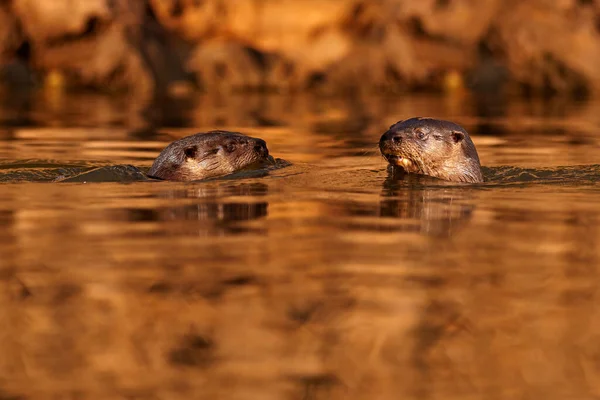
[481,165,600,185]
[0,158,291,183]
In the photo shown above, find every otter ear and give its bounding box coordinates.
[184,146,197,159]
[451,131,465,144]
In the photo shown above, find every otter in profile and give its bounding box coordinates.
[148,130,272,181]
[379,117,483,183]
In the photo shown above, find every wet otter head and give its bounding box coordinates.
[148,130,270,181]
[379,117,483,183]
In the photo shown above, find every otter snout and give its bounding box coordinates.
[380,129,403,144]
[253,138,269,157]
[379,129,403,155]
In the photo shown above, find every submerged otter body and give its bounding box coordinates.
[149,130,271,181]
[379,117,483,183]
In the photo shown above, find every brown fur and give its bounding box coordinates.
[379,117,483,183]
[148,130,270,181]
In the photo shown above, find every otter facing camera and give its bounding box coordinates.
[379,117,483,183]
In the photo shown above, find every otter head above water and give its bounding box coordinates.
[148,130,272,181]
[379,117,483,183]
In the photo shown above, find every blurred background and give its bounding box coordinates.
[1,0,597,103]
[3,2,600,400]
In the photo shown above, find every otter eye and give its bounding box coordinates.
[416,130,427,140]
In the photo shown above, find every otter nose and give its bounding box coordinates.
[380,130,402,145]
[254,139,269,156]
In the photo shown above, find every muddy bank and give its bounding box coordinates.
[1,0,600,96]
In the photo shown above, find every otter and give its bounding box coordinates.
[51,130,276,183]
[379,117,483,183]
[148,130,272,181]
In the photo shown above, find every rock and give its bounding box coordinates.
[150,0,354,91]
[11,0,186,97]
[396,0,502,46]
[491,0,600,95]
[187,41,263,92]
[2,0,600,95]
[0,2,23,62]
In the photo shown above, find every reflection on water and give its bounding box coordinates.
[380,175,476,237]
[154,183,270,235]
[1,91,600,399]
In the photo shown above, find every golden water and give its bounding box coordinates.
[1,91,600,399]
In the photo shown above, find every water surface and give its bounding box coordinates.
[1,91,600,399]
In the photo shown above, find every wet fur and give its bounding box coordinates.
[379,117,483,183]
[148,130,269,181]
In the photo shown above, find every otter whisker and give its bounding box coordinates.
[356,144,384,162]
